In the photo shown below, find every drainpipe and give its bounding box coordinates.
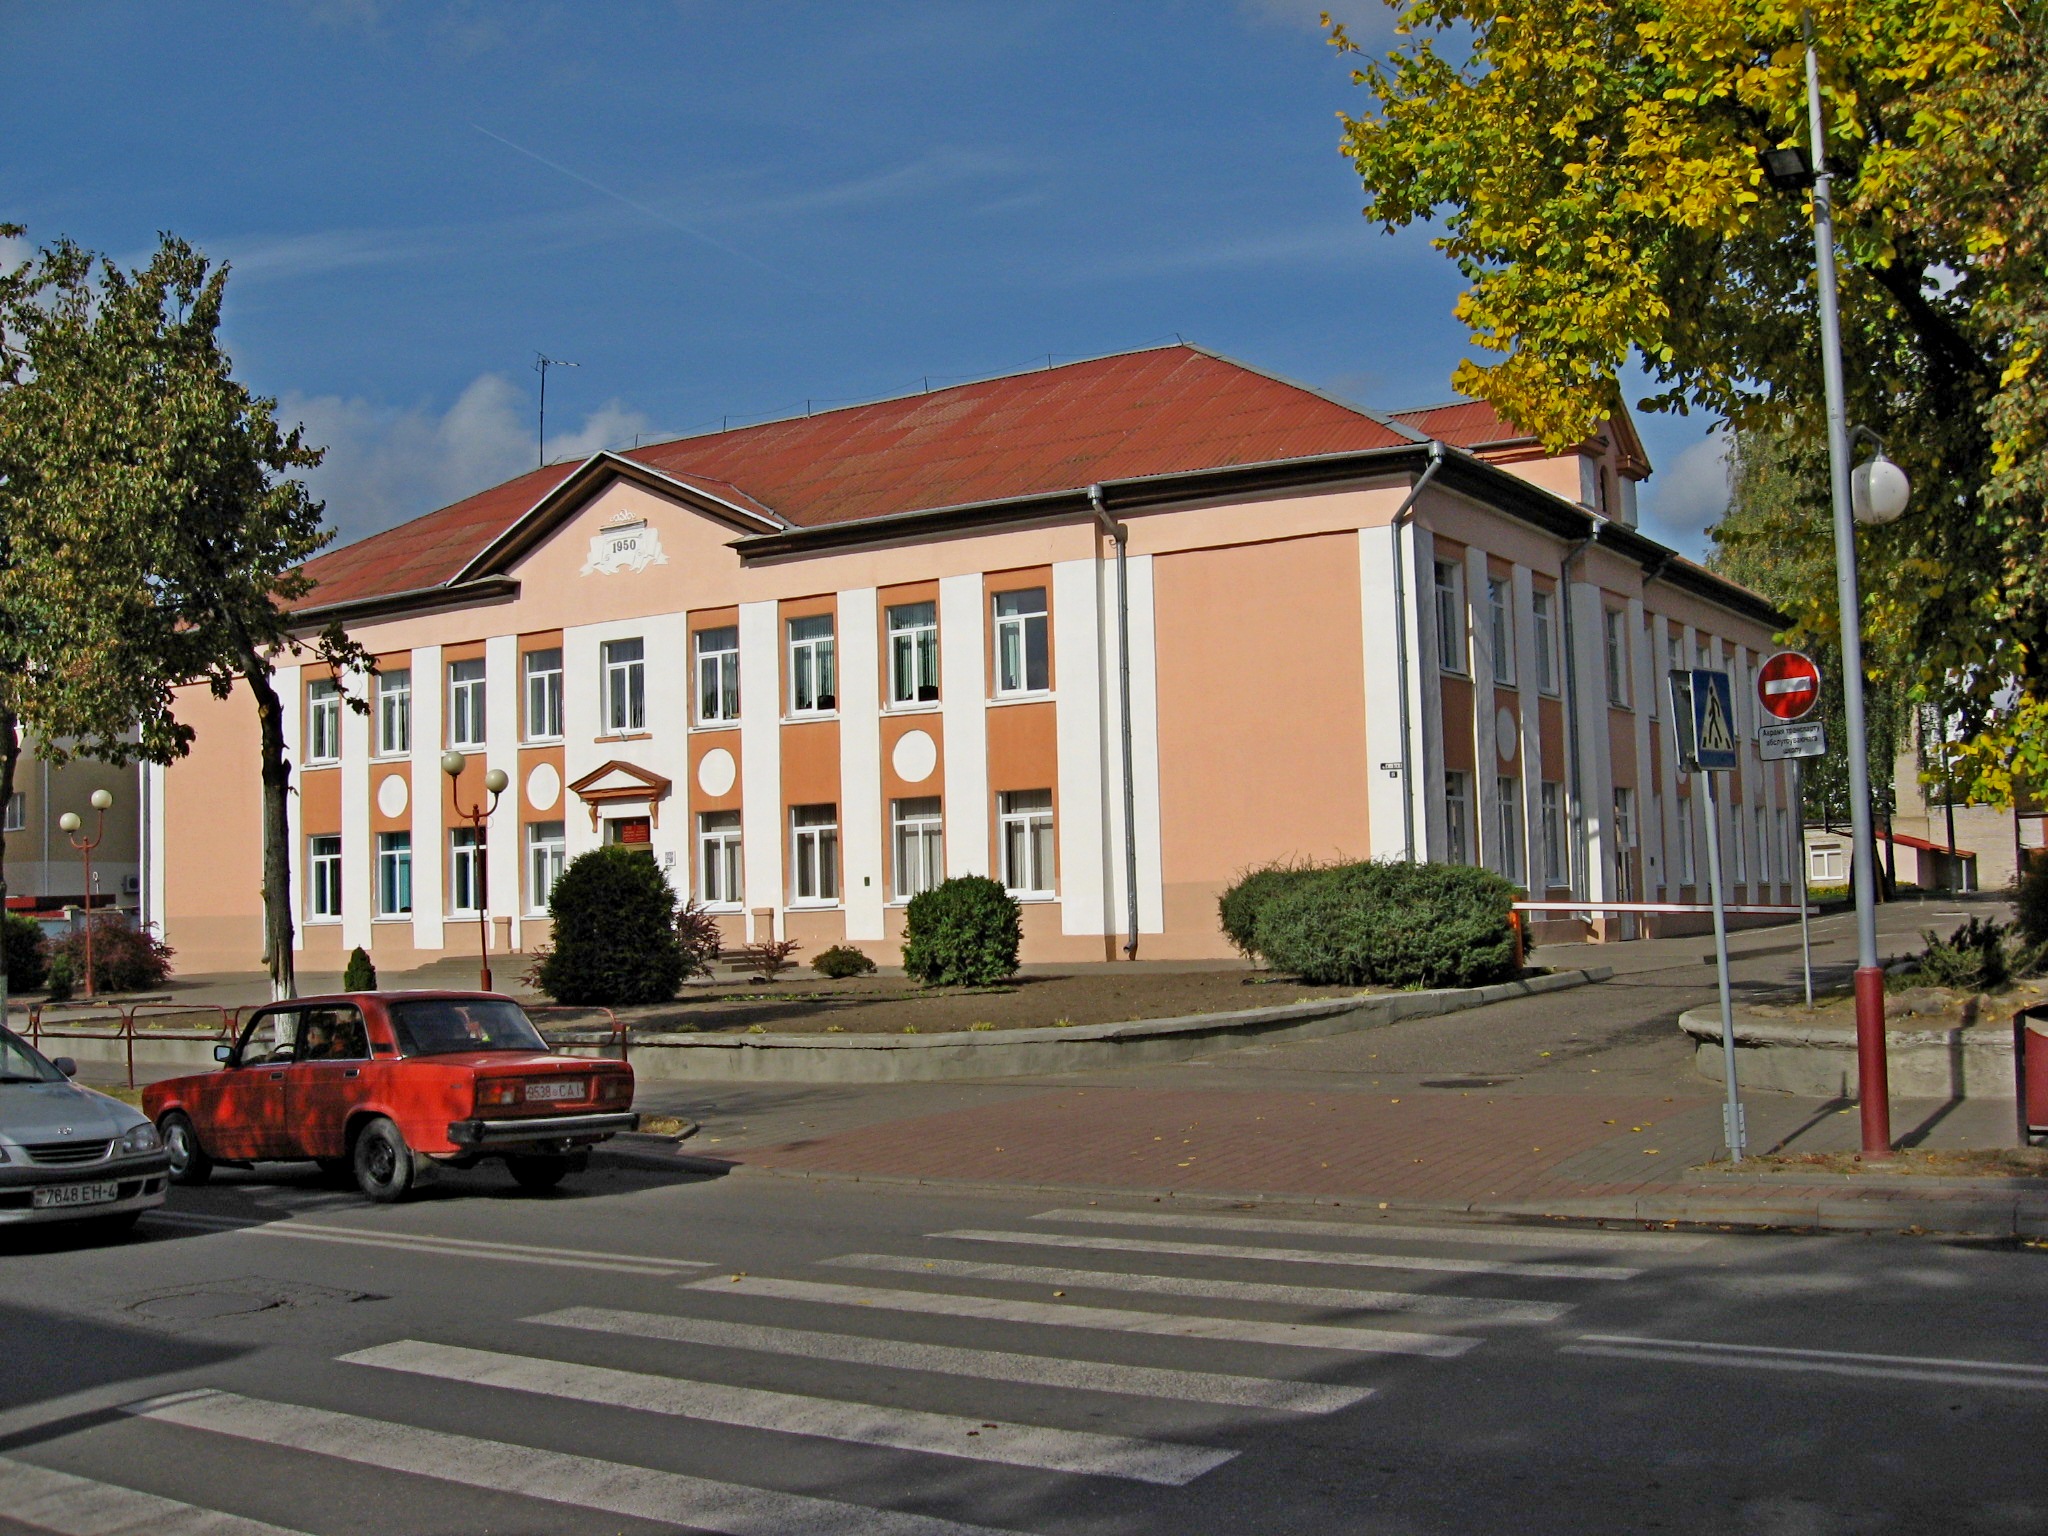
[1387,442,1446,861]
[1559,516,1605,904]
[1088,484,1140,960]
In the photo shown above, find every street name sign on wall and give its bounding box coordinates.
[1759,720,1828,761]
[1757,651,1822,722]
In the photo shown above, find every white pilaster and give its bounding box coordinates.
[738,601,782,939]
[938,574,990,879]
[144,762,166,936]
[1512,563,1544,887]
[837,588,885,940]
[1412,529,1448,859]
[1099,554,1164,933]
[1053,557,1107,934]
[337,665,371,952]
[277,664,304,950]
[1627,597,1654,898]
[1466,546,1498,873]
[409,645,444,953]
[1567,580,1613,899]
[484,634,520,947]
[1360,529,1408,861]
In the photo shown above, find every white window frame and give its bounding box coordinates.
[448,659,487,749]
[1810,840,1846,884]
[1540,781,1564,887]
[1678,795,1697,885]
[790,804,840,905]
[526,820,565,914]
[449,827,483,916]
[1602,609,1630,707]
[1444,771,1470,865]
[307,678,341,765]
[1433,561,1467,675]
[2,792,22,833]
[376,669,411,757]
[1494,776,1523,883]
[523,648,563,743]
[886,601,940,707]
[1532,590,1558,695]
[1613,786,1636,851]
[891,796,944,901]
[993,588,1050,697]
[1732,803,1748,885]
[695,626,740,726]
[698,810,744,907]
[1755,805,1771,886]
[997,789,1055,897]
[1777,809,1791,889]
[1487,578,1516,687]
[787,614,837,716]
[308,834,342,920]
[376,831,412,917]
[602,637,647,734]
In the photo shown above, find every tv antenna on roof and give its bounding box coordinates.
[535,353,580,467]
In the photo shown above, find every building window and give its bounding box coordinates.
[308,835,342,920]
[448,659,487,749]
[1531,590,1558,695]
[1494,776,1523,883]
[1540,781,1565,887]
[1487,578,1516,687]
[1678,795,1697,885]
[1444,771,1470,864]
[1613,786,1636,851]
[524,648,563,742]
[994,588,1050,695]
[1580,455,1604,511]
[527,821,565,913]
[1755,806,1771,886]
[698,811,743,906]
[998,789,1055,896]
[376,669,411,757]
[788,614,837,715]
[887,601,940,706]
[2,792,21,833]
[695,626,740,725]
[307,678,341,764]
[1810,839,1846,884]
[1695,635,1714,668]
[1645,619,1660,720]
[790,804,840,904]
[1732,805,1747,885]
[376,831,412,916]
[1777,809,1790,888]
[891,796,944,900]
[449,827,483,915]
[602,637,647,734]
[1602,610,1629,707]
[1433,561,1466,675]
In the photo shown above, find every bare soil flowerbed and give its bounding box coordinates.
[1717,1147,2048,1180]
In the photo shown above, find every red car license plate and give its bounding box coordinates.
[33,1181,121,1209]
[524,1080,584,1103]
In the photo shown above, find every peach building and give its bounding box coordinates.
[146,346,1794,974]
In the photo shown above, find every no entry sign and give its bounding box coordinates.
[1757,651,1822,722]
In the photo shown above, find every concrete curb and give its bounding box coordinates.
[1680,1003,2019,1098]
[682,1160,2048,1240]
[554,966,1615,1083]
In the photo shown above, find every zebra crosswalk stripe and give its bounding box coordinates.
[123,1389,1017,1536]
[934,1229,1637,1282]
[0,1455,316,1536]
[683,1274,1476,1357]
[530,1304,1372,1414]
[823,1253,1569,1324]
[341,1339,1234,1485]
[1031,1208,1703,1253]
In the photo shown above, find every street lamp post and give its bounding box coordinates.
[57,789,114,1000]
[442,752,508,991]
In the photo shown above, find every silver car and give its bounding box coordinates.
[0,1025,169,1232]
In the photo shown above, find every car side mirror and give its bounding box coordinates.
[52,1057,76,1078]
[214,1044,236,1065]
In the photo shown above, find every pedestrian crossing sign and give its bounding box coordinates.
[1685,668,1738,772]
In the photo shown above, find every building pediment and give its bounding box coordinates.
[567,759,674,828]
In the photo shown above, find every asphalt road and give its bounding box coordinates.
[2,1151,2045,1535]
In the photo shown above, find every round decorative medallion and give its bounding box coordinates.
[526,761,561,812]
[892,729,938,784]
[375,773,409,818]
[1495,706,1519,764]
[697,747,737,798]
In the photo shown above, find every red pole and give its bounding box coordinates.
[476,811,492,993]
[82,843,95,1000]
[1856,965,1891,1154]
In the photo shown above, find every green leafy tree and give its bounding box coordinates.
[0,235,366,1001]
[1326,0,2045,779]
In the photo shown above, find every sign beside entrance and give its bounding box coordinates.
[1757,651,1822,722]
[1759,720,1828,761]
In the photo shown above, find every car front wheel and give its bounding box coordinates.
[507,1154,573,1192]
[161,1112,213,1186]
[351,1117,417,1203]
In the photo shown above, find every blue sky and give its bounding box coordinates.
[1,0,1731,555]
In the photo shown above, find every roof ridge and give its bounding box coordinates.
[1175,343,1431,444]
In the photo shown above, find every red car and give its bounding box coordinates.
[143,992,636,1202]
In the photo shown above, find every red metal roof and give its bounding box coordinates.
[1876,830,1977,858]
[1391,399,1534,449]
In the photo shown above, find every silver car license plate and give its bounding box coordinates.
[33,1180,121,1209]
[524,1080,584,1103]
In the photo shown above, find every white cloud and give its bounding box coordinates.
[281,372,650,548]
[1638,427,1734,558]
[0,231,30,272]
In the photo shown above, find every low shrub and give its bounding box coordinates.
[813,944,878,979]
[1906,917,2047,993]
[535,845,686,1006]
[675,898,723,978]
[902,875,1022,987]
[342,945,377,992]
[44,953,75,1003]
[1251,860,1518,989]
[3,912,47,993]
[50,920,174,994]
[738,937,802,980]
[1217,861,1319,963]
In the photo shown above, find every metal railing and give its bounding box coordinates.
[524,1004,628,1064]
[10,1001,237,1089]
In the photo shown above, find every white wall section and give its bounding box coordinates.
[737,600,782,939]
[1052,556,1107,934]
[408,644,444,953]
[484,634,520,946]
[837,587,885,940]
[938,573,990,878]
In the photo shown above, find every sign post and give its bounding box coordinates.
[1673,668,1747,1161]
[1757,652,1826,1008]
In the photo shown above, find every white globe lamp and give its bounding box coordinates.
[1851,452,1911,525]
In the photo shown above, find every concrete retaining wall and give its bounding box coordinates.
[1681,1006,2018,1099]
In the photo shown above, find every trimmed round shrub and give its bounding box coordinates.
[50,919,175,994]
[1252,860,1517,989]
[44,953,76,1003]
[1218,861,1320,962]
[342,945,378,992]
[535,845,685,1006]
[3,911,48,993]
[813,944,878,979]
[901,875,1022,987]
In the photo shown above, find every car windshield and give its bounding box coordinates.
[387,999,549,1056]
[0,1027,64,1084]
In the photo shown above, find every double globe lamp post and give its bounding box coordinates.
[441,752,509,991]
[57,788,115,1001]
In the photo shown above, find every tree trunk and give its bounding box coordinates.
[0,706,18,1027]
[245,657,297,1001]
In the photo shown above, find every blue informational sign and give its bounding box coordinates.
[1689,668,1738,772]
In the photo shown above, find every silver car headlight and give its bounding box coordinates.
[118,1123,162,1156]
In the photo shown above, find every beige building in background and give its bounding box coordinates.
[3,738,144,916]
